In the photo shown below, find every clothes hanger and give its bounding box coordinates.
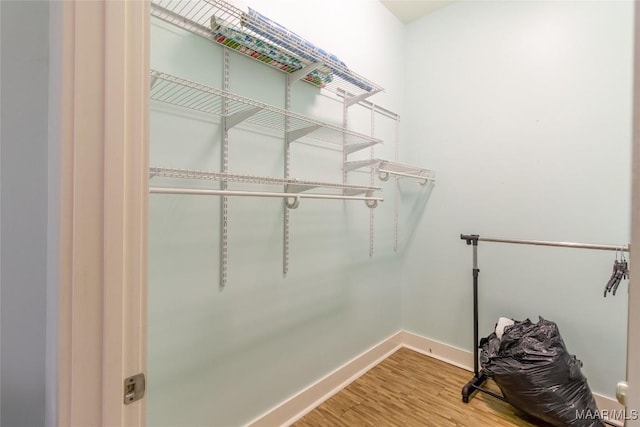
[604,248,629,297]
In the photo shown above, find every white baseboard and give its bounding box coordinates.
[248,330,624,427]
[247,331,404,427]
[399,330,475,371]
[593,394,625,427]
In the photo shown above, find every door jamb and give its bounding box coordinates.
[56,1,149,425]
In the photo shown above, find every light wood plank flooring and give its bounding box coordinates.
[294,347,549,427]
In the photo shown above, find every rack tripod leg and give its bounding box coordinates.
[461,372,488,403]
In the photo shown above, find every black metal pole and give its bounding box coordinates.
[460,234,490,403]
[461,234,480,376]
[472,251,479,376]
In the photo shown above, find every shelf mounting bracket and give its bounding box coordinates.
[286,124,321,143]
[345,159,379,172]
[345,140,380,155]
[345,88,382,107]
[287,62,323,84]
[225,107,262,130]
[285,183,318,193]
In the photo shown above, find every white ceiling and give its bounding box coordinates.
[380,0,455,24]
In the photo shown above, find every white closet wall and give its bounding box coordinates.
[402,0,633,396]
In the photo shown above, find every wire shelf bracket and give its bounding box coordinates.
[225,106,262,130]
[288,63,323,84]
[345,89,383,107]
[286,124,322,144]
[345,140,380,155]
[345,159,378,172]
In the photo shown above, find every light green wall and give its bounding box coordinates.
[150,0,634,423]
[402,0,633,398]
[148,1,407,426]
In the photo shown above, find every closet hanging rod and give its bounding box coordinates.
[378,168,436,184]
[150,187,383,205]
[460,234,629,252]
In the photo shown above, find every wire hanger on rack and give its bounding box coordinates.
[604,248,629,297]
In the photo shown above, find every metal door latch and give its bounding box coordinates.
[124,373,145,404]
[616,380,628,406]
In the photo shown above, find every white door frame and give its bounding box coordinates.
[56,1,149,425]
[627,3,640,426]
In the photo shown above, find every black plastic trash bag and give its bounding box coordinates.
[480,317,603,427]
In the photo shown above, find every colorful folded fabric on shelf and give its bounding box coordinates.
[242,8,373,92]
[210,17,332,88]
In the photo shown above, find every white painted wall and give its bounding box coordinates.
[147,1,406,425]
[402,0,633,398]
[0,1,50,426]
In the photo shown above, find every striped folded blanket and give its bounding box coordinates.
[242,8,373,92]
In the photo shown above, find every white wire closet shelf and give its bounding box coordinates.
[150,167,384,207]
[151,70,382,151]
[150,0,383,98]
[345,159,436,185]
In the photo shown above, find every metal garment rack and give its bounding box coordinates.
[459,233,629,423]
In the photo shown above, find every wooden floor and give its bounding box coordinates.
[294,348,549,427]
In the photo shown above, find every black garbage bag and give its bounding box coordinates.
[480,317,603,427]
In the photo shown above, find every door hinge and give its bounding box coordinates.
[124,373,146,404]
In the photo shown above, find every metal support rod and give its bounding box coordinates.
[460,233,488,404]
[465,236,480,377]
[465,235,629,252]
[342,100,349,185]
[220,48,230,289]
[284,78,292,276]
[369,103,375,258]
[473,384,506,401]
[394,118,400,252]
[149,187,384,203]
